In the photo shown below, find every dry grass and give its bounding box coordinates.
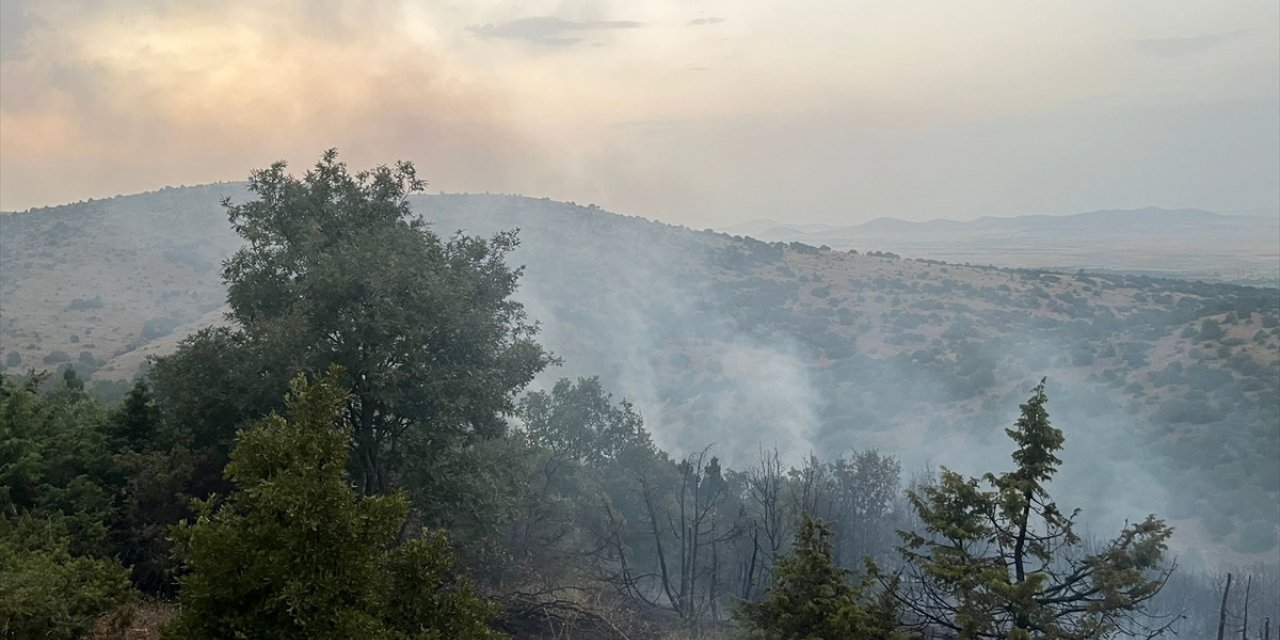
[91,602,177,640]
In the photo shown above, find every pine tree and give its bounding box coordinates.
[164,369,502,639]
[896,379,1174,639]
[107,380,161,451]
[738,515,906,639]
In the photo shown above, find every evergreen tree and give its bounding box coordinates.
[738,515,905,639]
[896,379,1175,639]
[164,369,502,639]
[107,380,161,452]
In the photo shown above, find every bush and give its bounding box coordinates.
[139,318,181,342]
[1198,319,1225,341]
[3,351,20,368]
[43,350,71,364]
[0,517,133,640]
[65,296,104,311]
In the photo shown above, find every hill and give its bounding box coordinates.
[727,208,1280,286]
[2,187,1278,562]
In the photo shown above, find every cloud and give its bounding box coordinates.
[467,16,641,47]
[0,0,546,211]
[686,17,724,26]
[0,0,34,60]
[1131,29,1254,57]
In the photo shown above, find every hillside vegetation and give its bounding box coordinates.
[2,186,1278,561]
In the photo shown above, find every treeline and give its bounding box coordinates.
[0,152,1265,639]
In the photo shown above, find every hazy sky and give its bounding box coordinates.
[2,0,1277,226]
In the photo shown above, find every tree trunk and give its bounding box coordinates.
[742,528,759,600]
[1241,574,1251,640]
[1218,572,1233,640]
[641,482,678,613]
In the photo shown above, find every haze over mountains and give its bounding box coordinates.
[725,207,1280,287]
[2,185,1278,566]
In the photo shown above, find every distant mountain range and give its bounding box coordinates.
[724,208,1280,286]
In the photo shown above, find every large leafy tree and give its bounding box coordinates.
[520,376,653,466]
[895,379,1175,639]
[165,369,501,640]
[738,515,905,639]
[150,150,551,498]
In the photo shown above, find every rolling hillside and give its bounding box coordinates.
[2,187,1278,562]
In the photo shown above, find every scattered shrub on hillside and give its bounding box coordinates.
[139,317,181,342]
[65,296,104,311]
[43,350,71,364]
[1199,318,1225,341]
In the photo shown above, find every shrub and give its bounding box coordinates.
[65,296,104,311]
[43,350,71,365]
[0,516,133,640]
[139,318,181,342]
[1198,318,1225,341]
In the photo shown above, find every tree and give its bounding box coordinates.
[0,374,134,638]
[738,515,905,639]
[896,379,1175,639]
[0,371,122,556]
[492,377,653,582]
[150,150,551,503]
[164,369,501,639]
[107,380,161,452]
[520,376,652,466]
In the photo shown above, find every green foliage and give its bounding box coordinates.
[0,376,134,638]
[520,376,653,466]
[738,516,905,640]
[0,516,132,640]
[897,380,1175,639]
[108,380,162,452]
[0,370,191,595]
[0,374,120,555]
[151,150,551,503]
[105,380,194,593]
[164,370,502,639]
[147,326,275,468]
[381,532,504,640]
[444,377,660,588]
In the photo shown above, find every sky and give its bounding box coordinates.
[1,0,1277,227]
